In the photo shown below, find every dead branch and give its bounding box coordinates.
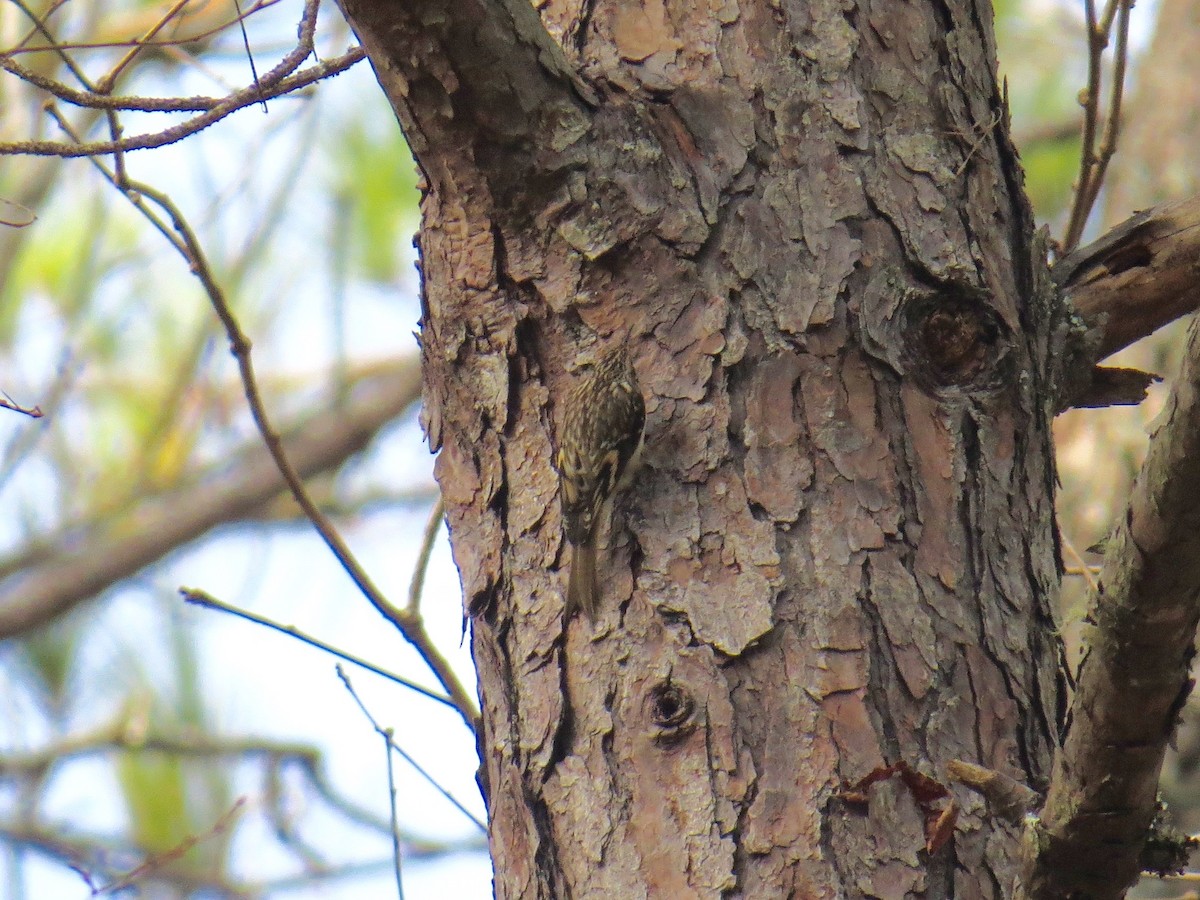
[1052,193,1200,409]
[946,759,1040,826]
[1056,194,1200,360]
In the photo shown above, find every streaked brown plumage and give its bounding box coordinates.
[556,344,645,619]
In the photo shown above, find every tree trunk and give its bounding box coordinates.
[337,0,1061,895]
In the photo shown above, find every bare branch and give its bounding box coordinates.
[0,359,421,638]
[0,196,37,227]
[1,726,302,778]
[0,722,466,848]
[0,51,228,112]
[1074,0,1132,243]
[1,818,478,895]
[1055,193,1200,360]
[180,587,457,711]
[1066,0,1101,251]
[337,666,487,833]
[1062,0,1134,252]
[29,92,480,730]
[0,49,364,155]
[0,0,365,157]
[89,173,479,732]
[96,0,198,92]
[1021,312,1200,896]
[407,497,445,615]
[0,817,426,897]
[96,798,247,896]
[946,759,1040,826]
[2,819,250,897]
[0,391,42,418]
[7,0,95,91]
[7,0,284,58]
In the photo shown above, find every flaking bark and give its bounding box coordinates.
[337,0,1062,895]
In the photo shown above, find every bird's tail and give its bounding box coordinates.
[567,537,598,620]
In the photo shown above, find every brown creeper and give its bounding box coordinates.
[556,344,646,620]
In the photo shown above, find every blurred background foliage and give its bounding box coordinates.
[0,1,480,897]
[0,0,1196,896]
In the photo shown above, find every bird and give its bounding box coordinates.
[555,342,646,619]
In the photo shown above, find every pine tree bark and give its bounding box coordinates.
[337,0,1061,895]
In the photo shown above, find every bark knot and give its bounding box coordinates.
[645,679,697,745]
[903,291,1010,393]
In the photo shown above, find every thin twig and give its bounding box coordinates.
[1,818,413,896]
[43,106,179,253]
[118,179,481,728]
[7,0,283,58]
[179,587,456,709]
[381,727,487,833]
[0,393,42,418]
[96,0,194,93]
[0,196,36,227]
[1060,532,1099,593]
[8,0,130,183]
[7,0,93,89]
[11,0,70,55]
[407,497,445,615]
[391,602,477,728]
[1061,0,1133,253]
[96,798,247,895]
[1087,0,1132,212]
[0,49,364,156]
[230,0,269,114]
[0,721,423,842]
[103,103,127,196]
[385,495,479,728]
[9,0,479,732]
[0,0,364,158]
[1063,0,1102,252]
[383,726,406,900]
[0,347,74,493]
[1097,0,1122,37]
[337,666,487,834]
[262,760,329,870]
[0,357,422,637]
[55,152,477,729]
